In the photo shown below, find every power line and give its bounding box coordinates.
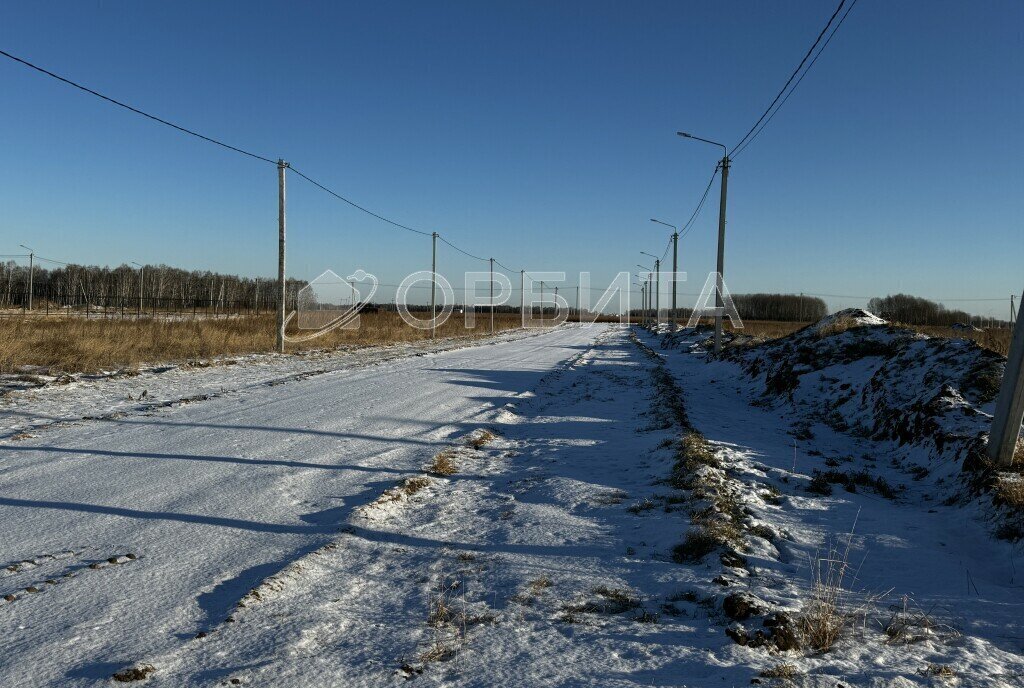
[728,0,847,157]
[732,0,859,159]
[438,236,488,263]
[679,165,719,239]
[0,48,278,165]
[287,166,432,237]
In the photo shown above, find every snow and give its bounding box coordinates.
[2,322,1023,686]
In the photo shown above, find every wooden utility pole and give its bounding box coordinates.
[988,289,1024,467]
[277,159,288,353]
[714,155,730,352]
[431,232,438,339]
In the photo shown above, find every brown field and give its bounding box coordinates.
[722,318,1012,356]
[0,312,534,374]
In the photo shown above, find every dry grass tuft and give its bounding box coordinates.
[996,475,1024,509]
[883,595,961,645]
[0,312,525,374]
[112,664,156,682]
[428,449,458,476]
[816,316,864,339]
[467,429,496,449]
[528,576,553,594]
[924,663,956,678]
[798,524,875,652]
[759,663,801,679]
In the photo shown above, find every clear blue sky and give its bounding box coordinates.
[1,1,1021,315]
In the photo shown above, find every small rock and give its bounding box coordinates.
[4,594,16,602]
[723,592,762,621]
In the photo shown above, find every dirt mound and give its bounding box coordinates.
[719,309,1006,481]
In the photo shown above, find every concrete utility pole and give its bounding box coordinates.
[641,283,646,326]
[671,232,678,331]
[540,281,545,323]
[277,159,288,353]
[677,131,730,352]
[19,245,33,311]
[520,270,525,327]
[489,257,494,334]
[431,232,438,339]
[714,156,730,352]
[988,289,1024,467]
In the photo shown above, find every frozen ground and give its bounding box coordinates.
[1,323,1022,686]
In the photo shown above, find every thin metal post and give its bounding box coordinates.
[988,289,1024,467]
[277,159,287,353]
[714,155,730,352]
[431,232,438,338]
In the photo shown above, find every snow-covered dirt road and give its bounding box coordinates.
[0,325,602,686]
[4,323,1023,686]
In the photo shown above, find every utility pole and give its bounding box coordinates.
[671,232,678,331]
[987,289,1024,467]
[714,156,730,352]
[540,281,545,323]
[520,270,525,327]
[799,292,804,322]
[654,259,660,326]
[489,257,494,334]
[575,285,579,321]
[641,283,646,326]
[19,245,33,311]
[677,131,730,352]
[277,159,287,353]
[431,232,438,339]
[131,261,144,317]
[554,286,559,321]
[1011,294,1016,330]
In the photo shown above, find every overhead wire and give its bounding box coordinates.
[728,0,846,157]
[0,49,278,165]
[731,0,859,159]
[287,166,432,237]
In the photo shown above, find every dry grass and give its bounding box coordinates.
[723,319,1013,356]
[467,429,496,449]
[724,319,807,339]
[904,324,1012,357]
[759,663,801,679]
[995,475,1024,509]
[816,316,864,339]
[428,449,458,476]
[0,312,528,374]
[798,524,876,652]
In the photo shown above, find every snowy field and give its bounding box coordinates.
[1,323,1022,686]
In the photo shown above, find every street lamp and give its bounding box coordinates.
[651,218,679,332]
[130,261,144,317]
[640,252,661,327]
[678,131,730,352]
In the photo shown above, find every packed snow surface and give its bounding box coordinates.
[1,322,1022,686]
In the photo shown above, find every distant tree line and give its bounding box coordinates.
[730,293,828,322]
[865,293,987,327]
[0,260,306,311]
